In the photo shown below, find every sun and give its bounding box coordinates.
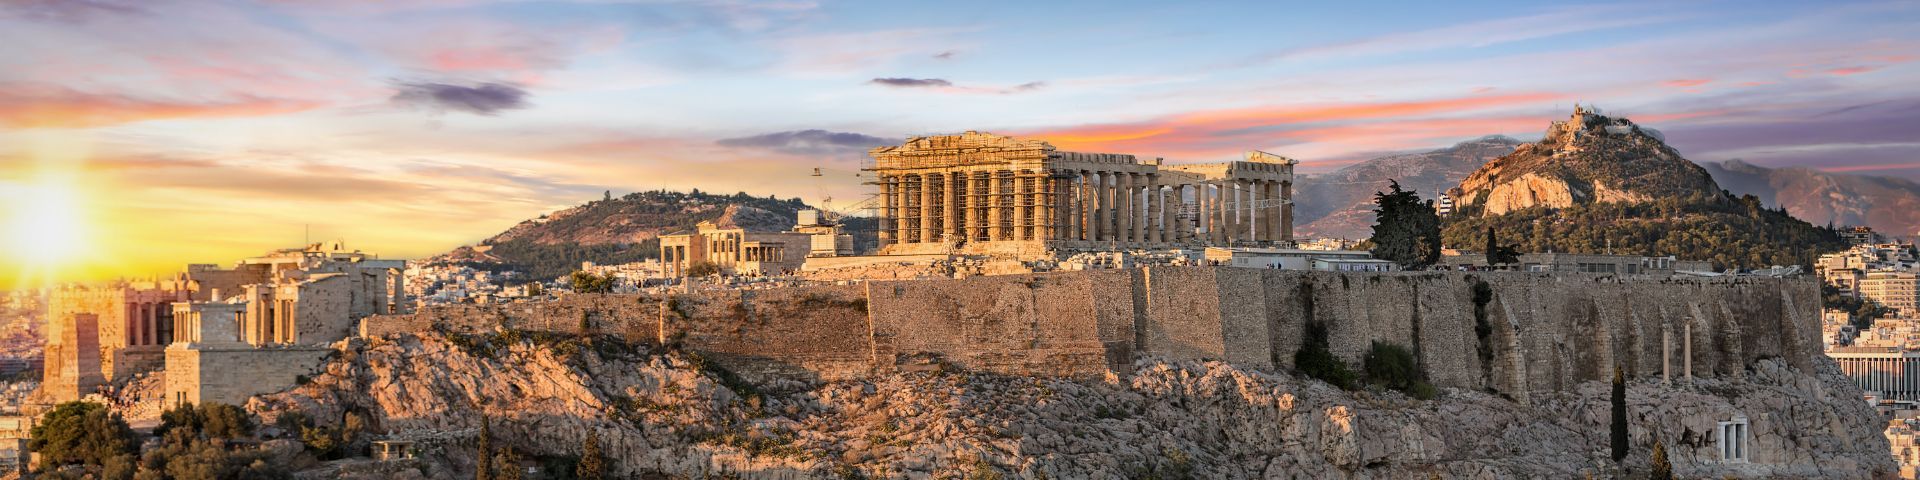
[2,177,91,272]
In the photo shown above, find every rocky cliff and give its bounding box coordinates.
[1449,107,1721,216]
[250,331,1892,479]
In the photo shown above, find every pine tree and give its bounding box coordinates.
[577,429,605,480]
[1368,180,1443,269]
[1610,366,1629,462]
[476,416,493,480]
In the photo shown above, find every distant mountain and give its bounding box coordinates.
[1294,136,1522,239]
[1704,159,1920,238]
[430,190,814,280]
[1440,107,1845,269]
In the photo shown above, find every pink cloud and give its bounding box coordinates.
[0,85,323,128]
[1829,66,1880,76]
[1663,79,1711,88]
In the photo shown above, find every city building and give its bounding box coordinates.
[1864,272,1920,317]
[1831,346,1920,401]
[864,131,1295,258]
[1439,252,1712,275]
[1844,226,1884,246]
[1201,247,1380,270]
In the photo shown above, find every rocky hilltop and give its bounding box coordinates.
[1439,108,1845,268]
[249,331,1891,479]
[1295,136,1522,239]
[427,190,813,279]
[1449,107,1720,216]
[1706,159,1920,236]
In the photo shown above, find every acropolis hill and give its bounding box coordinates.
[31,128,1894,478]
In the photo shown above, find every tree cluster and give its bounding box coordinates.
[1441,191,1847,270]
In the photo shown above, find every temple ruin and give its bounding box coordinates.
[865,131,1295,257]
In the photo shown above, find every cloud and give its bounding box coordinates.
[868,78,1046,94]
[1829,66,1879,75]
[1250,5,1678,65]
[1664,79,1711,88]
[0,84,323,128]
[716,129,893,156]
[932,51,956,60]
[869,77,953,88]
[0,0,143,23]
[1015,93,1564,159]
[390,81,530,115]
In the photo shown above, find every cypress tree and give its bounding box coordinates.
[1610,366,1629,462]
[577,429,605,480]
[477,416,493,480]
[1368,180,1443,269]
[1649,437,1672,480]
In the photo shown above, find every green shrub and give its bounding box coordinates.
[1295,322,1357,389]
[28,402,138,472]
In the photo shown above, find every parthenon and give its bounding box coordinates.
[865,131,1294,256]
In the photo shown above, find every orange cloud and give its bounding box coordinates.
[1663,79,1711,88]
[0,86,321,128]
[1013,93,1562,159]
[1829,66,1879,76]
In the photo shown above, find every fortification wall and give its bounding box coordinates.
[166,345,333,407]
[359,268,1823,399]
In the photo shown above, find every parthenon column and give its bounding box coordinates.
[1263,181,1281,242]
[944,174,960,243]
[893,175,911,243]
[1068,173,1083,241]
[1126,174,1142,243]
[876,178,892,246]
[1144,176,1159,243]
[1116,174,1129,243]
[1281,181,1293,242]
[1087,172,1103,242]
[918,174,935,244]
[1233,180,1249,243]
[986,170,1004,242]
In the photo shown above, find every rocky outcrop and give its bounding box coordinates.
[1450,107,1721,216]
[251,332,1892,479]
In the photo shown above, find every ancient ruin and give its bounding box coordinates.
[37,243,405,406]
[866,131,1295,257]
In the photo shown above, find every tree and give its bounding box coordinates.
[577,429,605,480]
[578,311,594,335]
[476,416,493,480]
[1611,366,1629,463]
[28,401,138,472]
[685,260,721,277]
[1485,227,1521,265]
[1649,437,1673,480]
[568,271,613,294]
[494,449,525,480]
[1369,180,1442,269]
[526,282,544,297]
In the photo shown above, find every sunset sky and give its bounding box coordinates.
[1,0,1917,288]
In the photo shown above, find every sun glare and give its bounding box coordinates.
[3,177,91,272]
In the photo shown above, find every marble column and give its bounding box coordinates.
[918,173,934,244]
[943,174,959,243]
[1281,180,1294,242]
[1151,177,1166,244]
[1090,172,1105,242]
[1114,173,1131,245]
[1128,174,1143,243]
[987,170,1004,242]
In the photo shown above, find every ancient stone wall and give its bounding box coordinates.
[165,344,333,406]
[360,268,1824,398]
